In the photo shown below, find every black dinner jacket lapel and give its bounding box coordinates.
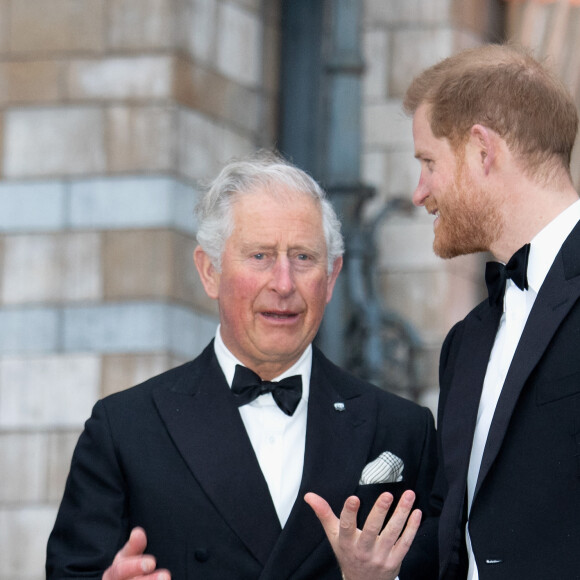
[152,342,282,566]
[259,347,379,579]
[473,220,580,500]
[438,300,503,573]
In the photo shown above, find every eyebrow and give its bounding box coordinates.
[239,241,325,256]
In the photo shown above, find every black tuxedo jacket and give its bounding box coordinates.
[434,222,580,579]
[47,343,437,579]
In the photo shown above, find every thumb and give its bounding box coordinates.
[116,527,148,559]
[304,492,338,532]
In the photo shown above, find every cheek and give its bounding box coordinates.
[224,267,260,293]
[219,273,261,313]
[233,278,258,299]
[434,174,450,194]
[438,177,458,206]
[305,278,333,313]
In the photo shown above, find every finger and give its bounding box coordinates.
[104,528,154,580]
[116,527,148,559]
[337,496,361,542]
[147,569,171,580]
[357,492,394,550]
[304,492,339,537]
[389,508,422,563]
[104,555,158,580]
[378,490,416,546]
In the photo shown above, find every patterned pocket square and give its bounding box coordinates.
[359,451,404,484]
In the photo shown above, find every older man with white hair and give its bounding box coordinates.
[47,152,437,580]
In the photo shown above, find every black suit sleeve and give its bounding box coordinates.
[46,400,129,579]
[398,405,439,580]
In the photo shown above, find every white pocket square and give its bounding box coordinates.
[359,451,404,484]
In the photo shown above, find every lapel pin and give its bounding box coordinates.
[333,402,345,412]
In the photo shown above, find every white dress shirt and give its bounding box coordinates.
[214,326,310,527]
[466,199,580,579]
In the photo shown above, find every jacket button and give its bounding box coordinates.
[195,549,209,562]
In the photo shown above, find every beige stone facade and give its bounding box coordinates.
[360,0,501,407]
[1,0,576,578]
[0,1,279,577]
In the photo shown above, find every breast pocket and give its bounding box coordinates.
[355,482,407,529]
[536,369,580,405]
[532,367,580,478]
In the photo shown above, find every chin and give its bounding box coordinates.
[433,241,462,260]
[259,341,301,359]
[434,243,488,259]
[433,231,489,259]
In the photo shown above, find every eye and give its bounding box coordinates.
[252,253,265,260]
[297,254,309,261]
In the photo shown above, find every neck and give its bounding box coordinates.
[488,179,578,263]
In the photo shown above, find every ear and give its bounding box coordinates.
[193,245,220,300]
[325,257,343,304]
[469,124,497,176]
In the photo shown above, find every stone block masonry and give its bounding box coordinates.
[0,1,279,577]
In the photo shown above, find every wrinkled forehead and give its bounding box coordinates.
[231,179,319,208]
[229,186,325,242]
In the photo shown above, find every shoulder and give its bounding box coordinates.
[440,298,489,362]
[312,346,432,421]
[100,341,216,409]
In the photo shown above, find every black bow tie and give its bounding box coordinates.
[485,243,530,307]
[231,365,302,416]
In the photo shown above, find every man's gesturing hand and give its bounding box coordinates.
[103,527,171,580]
[304,490,421,580]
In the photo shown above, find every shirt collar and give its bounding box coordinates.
[213,325,311,402]
[526,199,580,294]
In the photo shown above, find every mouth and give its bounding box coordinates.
[424,198,439,218]
[426,203,440,220]
[426,206,440,231]
[261,311,299,321]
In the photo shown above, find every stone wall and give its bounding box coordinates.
[0,0,543,577]
[0,1,279,578]
[360,0,500,408]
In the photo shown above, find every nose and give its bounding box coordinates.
[412,172,429,207]
[270,255,295,296]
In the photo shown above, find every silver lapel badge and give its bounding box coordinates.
[333,402,345,412]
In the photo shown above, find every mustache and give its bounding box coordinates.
[424,198,438,214]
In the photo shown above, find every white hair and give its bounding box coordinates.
[195,151,344,273]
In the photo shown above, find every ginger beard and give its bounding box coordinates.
[429,154,504,259]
